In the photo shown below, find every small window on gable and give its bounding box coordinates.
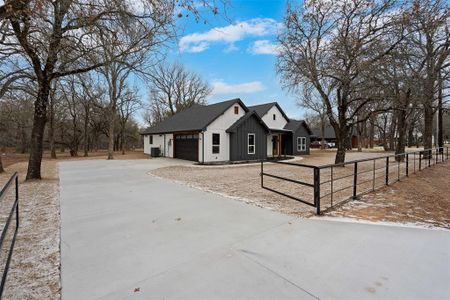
[149,135,153,144]
[212,133,220,154]
[273,114,276,120]
[234,106,239,114]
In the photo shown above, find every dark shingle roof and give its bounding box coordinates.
[311,127,337,139]
[141,99,248,135]
[248,102,290,122]
[226,111,270,133]
[284,119,313,135]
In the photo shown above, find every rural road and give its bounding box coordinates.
[59,158,450,300]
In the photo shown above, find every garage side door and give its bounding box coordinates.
[174,133,199,161]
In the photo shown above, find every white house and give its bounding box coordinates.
[141,98,311,163]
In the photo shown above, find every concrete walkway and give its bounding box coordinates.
[60,158,450,300]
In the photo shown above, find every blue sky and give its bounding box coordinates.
[160,0,305,120]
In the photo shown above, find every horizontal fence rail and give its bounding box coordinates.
[261,147,449,215]
[0,173,19,299]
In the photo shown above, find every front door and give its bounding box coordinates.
[272,135,279,156]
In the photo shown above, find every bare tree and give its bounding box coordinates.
[146,62,211,123]
[118,89,142,155]
[0,0,221,178]
[407,0,449,152]
[277,0,402,163]
[301,84,328,149]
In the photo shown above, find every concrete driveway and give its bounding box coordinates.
[60,158,450,300]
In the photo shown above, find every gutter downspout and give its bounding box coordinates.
[164,134,166,157]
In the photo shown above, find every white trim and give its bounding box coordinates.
[248,133,256,154]
[297,137,306,151]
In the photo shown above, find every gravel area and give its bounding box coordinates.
[326,162,450,229]
[151,149,450,228]
[0,161,60,299]
[150,150,392,216]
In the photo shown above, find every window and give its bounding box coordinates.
[149,135,153,144]
[212,133,220,154]
[297,137,306,151]
[273,114,276,120]
[234,106,239,114]
[248,134,255,154]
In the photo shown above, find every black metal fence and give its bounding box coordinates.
[0,173,19,298]
[261,147,449,215]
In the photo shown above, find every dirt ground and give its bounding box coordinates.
[0,149,148,299]
[151,150,394,216]
[151,149,450,229]
[1,149,147,168]
[326,162,450,229]
[0,161,60,299]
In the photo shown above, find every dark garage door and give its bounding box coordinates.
[174,133,199,161]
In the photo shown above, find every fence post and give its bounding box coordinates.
[260,161,263,188]
[428,149,431,167]
[314,167,321,215]
[385,157,389,185]
[15,175,19,228]
[406,154,409,177]
[353,162,358,199]
[447,147,449,160]
[436,148,438,164]
[419,152,422,170]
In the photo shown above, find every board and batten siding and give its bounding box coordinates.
[229,115,267,161]
[292,125,311,155]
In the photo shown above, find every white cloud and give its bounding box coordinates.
[212,80,266,94]
[179,18,281,53]
[248,40,281,55]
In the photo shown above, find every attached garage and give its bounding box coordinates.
[174,133,199,161]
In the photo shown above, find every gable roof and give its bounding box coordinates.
[248,102,290,122]
[284,119,313,135]
[226,111,270,133]
[141,98,248,135]
[311,126,357,139]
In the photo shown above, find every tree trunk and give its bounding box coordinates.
[60,127,65,153]
[121,128,126,155]
[369,116,375,149]
[437,73,443,152]
[407,122,415,147]
[0,155,4,173]
[20,125,27,154]
[423,104,434,152]
[388,116,397,151]
[333,126,348,164]
[26,85,50,180]
[49,92,57,159]
[107,109,115,160]
[320,117,325,150]
[395,109,407,161]
[83,106,89,157]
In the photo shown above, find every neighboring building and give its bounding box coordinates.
[141,98,312,163]
[311,127,358,148]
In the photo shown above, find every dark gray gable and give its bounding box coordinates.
[141,98,248,135]
[226,111,270,133]
[284,119,313,135]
